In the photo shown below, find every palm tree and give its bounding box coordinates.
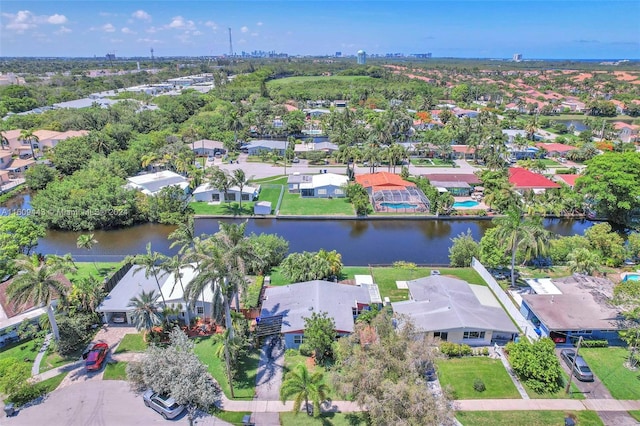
[492,208,551,287]
[0,131,9,150]
[169,216,198,256]
[7,254,70,341]
[231,168,251,211]
[567,248,601,275]
[227,108,244,147]
[128,290,164,335]
[19,129,39,159]
[125,243,169,311]
[161,255,191,325]
[69,276,105,314]
[280,364,330,417]
[77,233,100,275]
[210,167,231,204]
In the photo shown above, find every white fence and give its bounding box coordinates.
[471,257,539,342]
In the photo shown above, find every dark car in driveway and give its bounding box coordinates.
[560,349,594,382]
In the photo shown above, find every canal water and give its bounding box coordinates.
[3,192,594,265]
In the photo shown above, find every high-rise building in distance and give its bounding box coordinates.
[357,50,366,65]
[513,53,523,62]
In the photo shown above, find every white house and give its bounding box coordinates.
[126,170,190,196]
[190,140,226,157]
[192,183,260,203]
[392,276,518,345]
[244,140,287,156]
[287,173,348,198]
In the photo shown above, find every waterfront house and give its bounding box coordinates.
[423,173,481,197]
[520,275,627,345]
[287,173,348,198]
[126,170,190,196]
[391,276,518,345]
[243,140,288,156]
[5,158,35,177]
[189,140,226,157]
[613,122,640,143]
[536,142,577,158]
[508,167,560,194]
[258,280,381,349]
[192,182,260,203]
[355,171,415,194]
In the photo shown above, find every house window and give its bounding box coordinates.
[293,335,304,344]
[301,189,314,197]
[196,306,204,315]
[334,189,344,195]
[433,332,448,341]
[241,194,250,201]
[317,189,327,195]
[225,193,236,202]
[463,331,486,339]
[211,194,220,201]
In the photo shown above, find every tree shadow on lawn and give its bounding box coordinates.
[221,203,253,216]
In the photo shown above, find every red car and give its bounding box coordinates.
[84,342,109,371]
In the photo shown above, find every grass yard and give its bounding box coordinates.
[212,411,252,425]
[0,338,42,365]
[521,369,584,400]
[457,411,603,426]
[191,185,282,216]
[580,348,640,400]
[538,158,560,166]
[251,175,287,185]
[269,266,375,287]
[114,333,147,354]
[67,262,122,283]
[630,411,640,422]
[194,336,259,400]
[39,349,82,373]
[279,192,354,216]
[283,350,337,400]
[436,357,521,399]
[103,361,128,380]
[280,412,370,426]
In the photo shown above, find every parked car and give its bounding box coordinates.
[430,270,441,276]
[143,390,185,420]
[111,312,127,323]
[560,349,594,382]
[83,342,109,372]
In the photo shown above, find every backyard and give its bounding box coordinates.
[457,411,603,426]
[193,336,260,400]
[436,357,521,399]
[67,262,122,283]
[580,347,640,400]
[190,184,282,215]
[278,191,354,216]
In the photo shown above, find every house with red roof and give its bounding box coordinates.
[554,174,580,189]
[451,145,476,160]
[355,171,415,192]
[508,167,560,194]
[535,142,577,157]
[613,122,640,143]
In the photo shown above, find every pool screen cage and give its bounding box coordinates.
[372,187,430,213]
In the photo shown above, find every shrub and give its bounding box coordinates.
[285,348,298,357]
[57,312,99,356]
[439,342,472,357]
[298,343,313,357]
[393,261,417,269]
[579,339,608,348]
[473,378,486,392]
[8,382,45,406]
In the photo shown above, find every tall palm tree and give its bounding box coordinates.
[69,275,105,314]
[493,208,551,287]
[567,248,601,276]
[169,216,198,256]
[7,254,70,341]
[125,243,169,311]
[231,168,251,211]
[128,290,164,335]
[161,255,191,325]
[19,129,39,159]
[280,364,330,417]
[210,167,231,204]
[77,233,100,275]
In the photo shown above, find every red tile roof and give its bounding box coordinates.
[451,145,476,154]
[555,174,579,187]
[0,274,71,318]
[355,172,415,189]
[536,143,577,153]
[508,168,560,189]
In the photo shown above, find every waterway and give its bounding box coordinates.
[4,193,593,265]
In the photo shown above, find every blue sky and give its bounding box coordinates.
[1,1,639,59]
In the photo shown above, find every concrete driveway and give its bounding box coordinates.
[254,335,285,401]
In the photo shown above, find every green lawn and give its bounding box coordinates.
[38,372,69,394]
[194,337,259,400]
[630,411,640,422]
[409,158,455,167]
[580,348,640,400]
[66,262,122,283]
[0,338,43,366]
[212,411,252,425]
[103,361,128,380]
[538,158,560,166]
[114,333,147,354]
[280,412,370,426]
[251,175,287,185]
[283,350,337,400]
[191,184,282,216]
[39,349,81,374]
[279,192,354,216]
[268,266,483,303]
[457,411,603,426]
[436,357,521,399]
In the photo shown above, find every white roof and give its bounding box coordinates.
[161,264,215,304]
[355,275,374,286]
[126,171,189,195]
[526,278,562,295]
[192,183,259,195]
[299,173,348,189]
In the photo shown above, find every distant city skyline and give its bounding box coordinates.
[1,1,639,59]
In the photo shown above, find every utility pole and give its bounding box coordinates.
[565,336,583,394]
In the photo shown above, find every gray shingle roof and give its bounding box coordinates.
[260,280,372,334]
[392,276,517,334]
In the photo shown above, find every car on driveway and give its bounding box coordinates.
[143,390,185,420]
[560,349,594,382]
[84,342,109,372]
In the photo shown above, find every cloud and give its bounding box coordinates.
[137,37,162,44]
[192,30,203,36]
[167,16,195,30]
[205,21,218,30]
[121,27,136,35]
[146,26,158,34]
[47,14,67,24]
[256,22,263,26]
[241,26,249,33]
[132,10,151,21]
[102,23,116,33]
[574,39,599,44]
[100,12,118,17]
[1,10,69,33]
[109,38,123,43]
[54,26,72,35]
[251,32,259,37]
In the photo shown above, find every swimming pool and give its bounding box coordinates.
[623,273,640,282]
[453,200,479,208]
[380,202,418,209]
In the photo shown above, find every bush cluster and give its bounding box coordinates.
[439,342,472,357]
[579,339,608,348]
[473,378,486,392]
